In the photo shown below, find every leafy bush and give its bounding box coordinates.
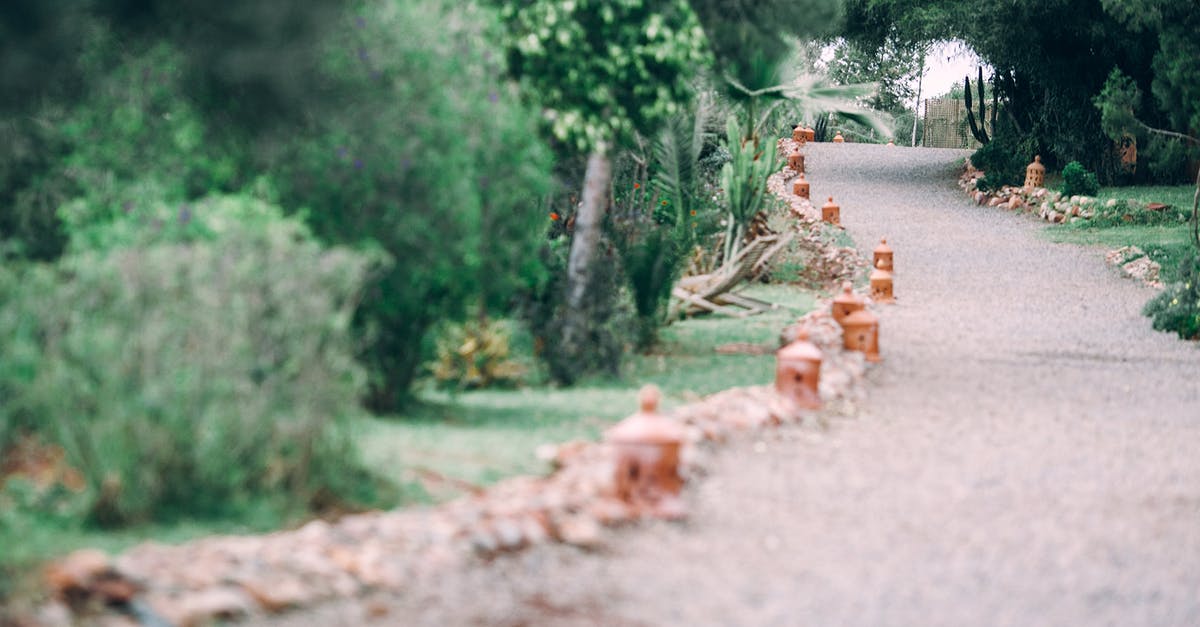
[0,195,385,525]
[1060,161,1100,197]
[265,1,553,410]
[517,235,631,384]
[431,320,527,390]
[1143,251,1200,339]
[969,131,1030,188]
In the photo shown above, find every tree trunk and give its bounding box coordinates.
[559,148,612,372]
[911,48,924,147]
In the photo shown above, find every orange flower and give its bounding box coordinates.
[633,183,640,189]
[550,212,559,221]
[661,200,668,206]
[690,210,697,216]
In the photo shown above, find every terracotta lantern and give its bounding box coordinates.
[873,237,893,272]
[1024,155,1046,189]
[606,385,686,519]
[792,125,807,145]
[870,259,895,304]
[788,148,805,173]
[804,126,816,142]
[841,309,881,362]
[831,281,864,325]
[833,132,845,143]
[792,173,810,199]
[821,196,841,226]
[886,140,895,147]
[775,330,822,410]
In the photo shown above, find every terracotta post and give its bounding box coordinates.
[788,148,805,173]
[870,259,895,304]
[831,281,864,325]
[822,196,840,226]
[776,330,822,410]
[606,385,686,519]
[792,125,807,145]
[833,132,845,143]
[1024,155,1046,189]
[792,173,810,199]
[873,237,894,272]
[841,309,881,362]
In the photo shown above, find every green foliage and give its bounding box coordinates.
[1060,161,1101,197]
[431,320,527,390]
[970,131,1031,188]
[719,115,780,261]
[264,1,553,410]
[517,235,632,383]
[963,66,994,145]
[0,197,384,525]
[496,0,710,153]
[825,36,922,114]
[842,0,1165,182]
[612,101,720,349]
[1143,251,1200,339]
[1095,68,1144,142]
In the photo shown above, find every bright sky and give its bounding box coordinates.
[918,40,987,102]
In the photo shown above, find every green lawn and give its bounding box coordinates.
[1045,184,1196,283]
[359,284,814,501]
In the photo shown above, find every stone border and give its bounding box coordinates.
[958,163,1164,289]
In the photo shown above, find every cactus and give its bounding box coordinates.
[964,66,990,144]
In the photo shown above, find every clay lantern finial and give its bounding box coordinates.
[886,140,895,147]
[821,196,841,226]
[788,147,805,173]
[1024,155,1046,189]
[776,330,823,410]
[841,309,882,363]
[804,126,816,142]
[831,281,864,325]
[792,125,807,145]
[792,173,810,199]
[873,237,893,273]
[833,132,845,143]
[870,258,895,304]
[606,384,686,519]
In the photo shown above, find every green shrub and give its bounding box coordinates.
[430,319,527,390]
[1143,251,1200,340]
[266,0,553,410]
[0,195,385,525]
[1060,161,1100,197]
[969,131,1034,188]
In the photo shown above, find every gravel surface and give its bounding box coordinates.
[260,143,1200,627]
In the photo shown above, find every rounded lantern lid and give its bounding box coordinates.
[822,196,839,210]
[841,308,878,328]
[778,332,823,363]
[874,237,892,255]
[833,281,861,306]
[606,385,685,445]
[1027,155,1045,172]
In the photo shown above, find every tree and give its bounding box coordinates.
[839,0,1164,179]
[496,0,709,381]
[825,35,923,115]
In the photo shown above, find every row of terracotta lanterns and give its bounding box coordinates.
[788,126,849,229]
[604,131,900,521]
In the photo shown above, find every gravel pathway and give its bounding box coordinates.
[263,143,1200,627]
